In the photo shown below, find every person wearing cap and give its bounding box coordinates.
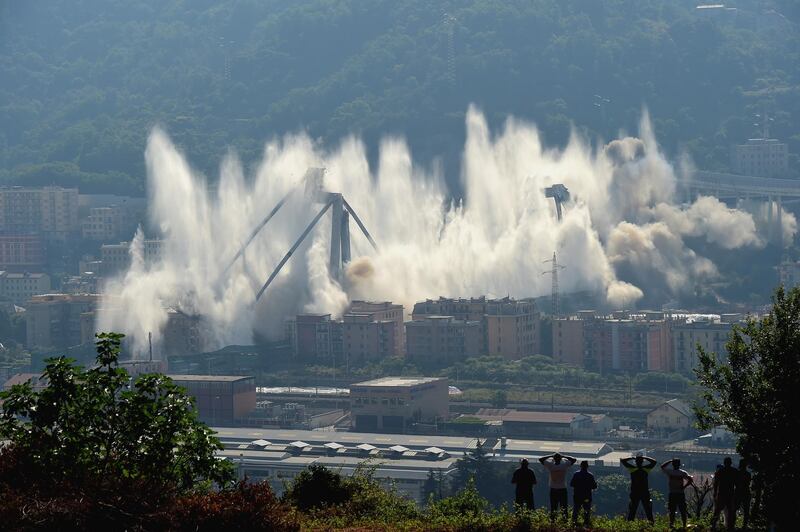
[570,460,597,527]
[661,457,694,529]
[539,452,577,521]
[511,458,537,509]
[621,454,656,524]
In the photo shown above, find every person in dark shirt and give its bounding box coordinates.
[570,460,598,527]
[712,456,738,531]
[735,458,752,530]
[621,455,656,524]
[511,458,537,509]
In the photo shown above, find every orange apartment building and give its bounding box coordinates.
[485,298,539,359]
[411,296,539,359]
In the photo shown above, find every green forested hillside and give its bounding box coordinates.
[1,0,799,194]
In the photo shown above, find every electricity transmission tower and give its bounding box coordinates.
[542,252,566,317]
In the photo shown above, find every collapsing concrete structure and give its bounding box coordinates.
[222,168,378,301]
[544,183,570,221]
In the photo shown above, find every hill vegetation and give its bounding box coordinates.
[2,1,799,195]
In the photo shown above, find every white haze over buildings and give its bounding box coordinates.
[98,106,795,356]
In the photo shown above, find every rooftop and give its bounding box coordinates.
[2,373,46,390]
[351,376,445,388]
[167,374,253,383]
[212,427,621,466]
[474,408,587,424]
[661,398,693,417]
[0,272,48,279]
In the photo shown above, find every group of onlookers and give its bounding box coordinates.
[511,452,752,529]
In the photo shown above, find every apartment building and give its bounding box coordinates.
[0,186,79,241]
[672,318,734,374]
[485,297,539,359]
[731,138,789,177]
[286,313,342,361]
[340,313,397,365]
[25,293,100,349]
[162,308,209,357]
[554,311,673,373]
[411,297,488,322]
[347,300,405,356]
[81,204,139,241]
[100,238,164,276]
[0,233,45,271]
[286,305,402,365]
[405,316,482,364]
[552,316,586,366]
[0,272,51,305]
[411,296,539,359]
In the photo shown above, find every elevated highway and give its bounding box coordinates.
[681,170,800,245]
[684,170,800,200]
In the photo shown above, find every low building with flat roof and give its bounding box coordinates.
[350,376,448,432]
[211,427,625,504]
[168,374,256,425]
[467,408,613,439]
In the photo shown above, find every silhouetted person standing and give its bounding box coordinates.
[621,455,656,524]
[540,452,577,521]
[662,457,693,529]
[712,456,738,531]
[735,458,752,530]
[570,460,597,527]
[511,458,537,509]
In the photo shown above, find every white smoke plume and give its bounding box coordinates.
[98,106,791,356]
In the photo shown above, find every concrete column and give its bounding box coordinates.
[329,193,343,280]
[340,209,351,264]
[767,196,773,244]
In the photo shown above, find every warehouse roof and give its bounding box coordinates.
[351,376,444,388]
[168,374,253,382]
[474,408,588,424]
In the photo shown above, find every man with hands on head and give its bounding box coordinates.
[539,452,577,521]
[621,454,657,524]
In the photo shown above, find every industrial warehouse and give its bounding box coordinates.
[214,427,630,504]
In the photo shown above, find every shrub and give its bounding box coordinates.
[158,480,299,531]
